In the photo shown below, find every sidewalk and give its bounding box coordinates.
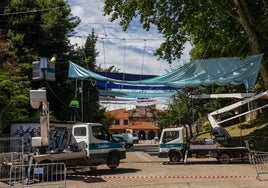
[137,139,159,145]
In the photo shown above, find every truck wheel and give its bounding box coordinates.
[107,153,120,169]
[218,153,231,164]
[169,152,181,162]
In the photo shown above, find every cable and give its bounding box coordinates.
[0,6,66,16]
[45,82,69,108]
[140,39,146,80]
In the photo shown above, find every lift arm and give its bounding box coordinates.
[207,90,268,146]
[29,89,49,147]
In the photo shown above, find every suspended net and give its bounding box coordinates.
[68,54,263,99]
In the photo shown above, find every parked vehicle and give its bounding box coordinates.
[14,89,127,169]
[123,130,139,144]
[31,123,126,169]
[159,91,268,164]
[158,127,249,164]
[132,133,139,144]
[112,134,133,149]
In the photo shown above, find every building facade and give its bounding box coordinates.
[108,104,161,140]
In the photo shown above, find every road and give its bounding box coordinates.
[65,143,268,188]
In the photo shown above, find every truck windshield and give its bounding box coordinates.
[163,131,180,143]
[92,126,110,141]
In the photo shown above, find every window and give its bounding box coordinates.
[163,131,180,143]
[123,120,128,125]
[73,127,86,136]
[115,120,120,125]
[92,126,110,141]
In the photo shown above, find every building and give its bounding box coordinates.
[108,104,161,140]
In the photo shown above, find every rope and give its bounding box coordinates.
[237,38,249,56]
[140,39,147,80]
[101,38,108,90]
[122,39,126,89]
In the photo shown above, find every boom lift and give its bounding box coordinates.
[208,90,268,147]
[158,90,268,164]
[28,89,126,169]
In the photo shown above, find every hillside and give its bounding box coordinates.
[197,120,268,152]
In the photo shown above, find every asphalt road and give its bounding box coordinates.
[65,143,268,188]
[1,142,266,188]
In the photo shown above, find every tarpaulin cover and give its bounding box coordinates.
[98,89,176,98]
[97,81,176,90]
[68,54,263,98]
[96,72,156,81]
[68,54,262,91]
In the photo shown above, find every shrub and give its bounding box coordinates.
[203,121,211,132]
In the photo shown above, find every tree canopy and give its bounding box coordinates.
[103,0,268,89]
[0,1,116,131]
[0,0,80,130]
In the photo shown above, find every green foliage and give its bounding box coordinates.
[203,121,211,132]
[2,0,80,57]
[247,123,268,151]
[0,0,80,130]
[104,0,268,89]
[0,62,34,131]
[99,109,117,130]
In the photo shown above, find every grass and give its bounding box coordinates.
[197,119,268,151]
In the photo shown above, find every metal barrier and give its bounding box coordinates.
[252,152,268,180]
[0,137,24,153]
[0,137,24,182]
[5,163,66,188]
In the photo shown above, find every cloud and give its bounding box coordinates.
[68,0,190,75]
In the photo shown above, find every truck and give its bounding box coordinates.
[10,89,127,169]
[125,129,139,144]
[158,90,268,164]
[112,134,133,149]
[31,122,126,169]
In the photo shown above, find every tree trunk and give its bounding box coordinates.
[233,0,268,89]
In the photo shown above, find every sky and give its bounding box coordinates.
[67,0,190,75]
[67,0,191,110]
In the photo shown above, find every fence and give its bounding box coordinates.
[0,137,67,187]
[0,163,66,188]
[251,152,268,180]
[0,137,24,153]
[0,137,24,182]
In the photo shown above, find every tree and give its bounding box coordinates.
[0,0,80,129]
[0,62,34,132]
[66,30,106,123]
[1,0,80,58]
[103,0,268,89]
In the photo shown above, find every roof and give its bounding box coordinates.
[127,122,160,130]
[109,122,159,131]
[109,108,129,119]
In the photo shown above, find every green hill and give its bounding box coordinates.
[197,120,268,152]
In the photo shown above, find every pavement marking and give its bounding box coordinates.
[135,152,151,162]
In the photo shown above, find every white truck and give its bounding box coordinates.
[22,89,126,169]
[31,122,126,169]
[125,129,139,144]
[158,90,268,164]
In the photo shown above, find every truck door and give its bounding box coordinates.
[159,128,184,159]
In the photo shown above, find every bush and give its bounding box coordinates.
[238,122,254,129]
[203,121,211,132]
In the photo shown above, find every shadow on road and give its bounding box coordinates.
[67,167,141,183]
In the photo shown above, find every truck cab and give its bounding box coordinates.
[158,127,185,162]
[72,123,126,169]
